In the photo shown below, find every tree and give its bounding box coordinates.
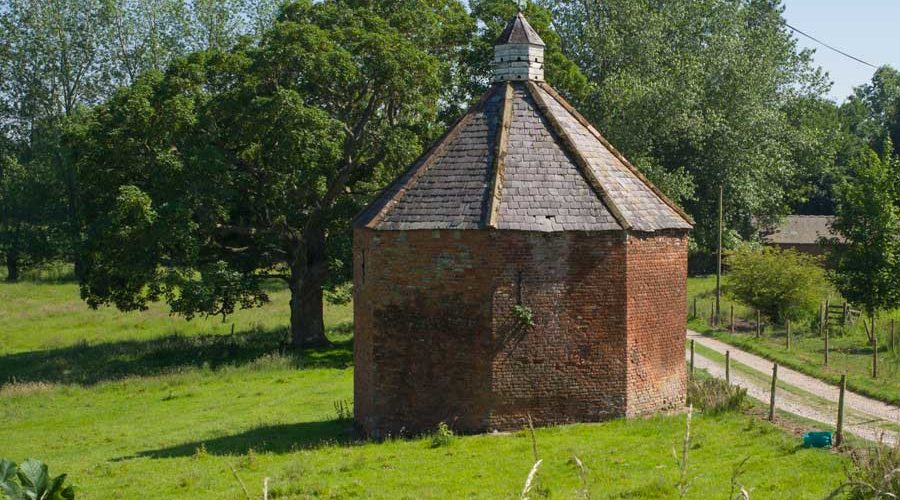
[0,0,282,280]
[841,66,900,157]
[724,246,827,323]
[0,0,117,278]
[79,0,473,348]
[547,0,830,252]
[826,143,900,341]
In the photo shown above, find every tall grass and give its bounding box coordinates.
[828,437,900,499]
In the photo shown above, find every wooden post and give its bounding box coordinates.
[716,185,723,321]
[710,301,715,326]
[690,339,695,376]
[692,296,697,319]
[872,317,878,379]
[768,363,778,422]
[730,304,735,333]
[756,310,761,338]
[824,327,829,367]
[835,374,846,447]
[842,302,848,327]
[725,350,731,384]
[786,320,791,350]
[819,301,825,339]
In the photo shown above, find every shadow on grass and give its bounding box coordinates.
[127,419,356,459]
[0,323,354,386]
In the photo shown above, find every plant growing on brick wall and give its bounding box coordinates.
[512,304,535,328]
[724,246,827,323]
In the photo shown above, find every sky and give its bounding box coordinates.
[782,0,900,102]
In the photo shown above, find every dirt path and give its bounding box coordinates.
[687,330,899,446]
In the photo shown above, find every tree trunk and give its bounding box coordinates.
[290,271,327,349]
[288,227,329,349]
[5,250,19,282]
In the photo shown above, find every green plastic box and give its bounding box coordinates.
[802,431,833,448]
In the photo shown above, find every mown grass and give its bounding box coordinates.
[0,277,351,356]
[0,276,851,498]
[688,276,900,406]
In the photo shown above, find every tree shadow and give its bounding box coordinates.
[123,419,358,460]
[0,324,354,386]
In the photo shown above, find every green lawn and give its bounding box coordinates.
[688,276,900,405]
[1,277,851,498]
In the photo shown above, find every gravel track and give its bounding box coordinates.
[687,330,899,446]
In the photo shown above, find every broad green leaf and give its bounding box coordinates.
[16,459,48,496]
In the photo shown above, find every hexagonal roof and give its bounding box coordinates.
[355,15,692,233]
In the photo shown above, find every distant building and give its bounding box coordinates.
[759,215,839,255]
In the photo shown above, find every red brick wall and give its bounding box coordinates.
[354,227,688,436]
[354,229,496,436]
[625,230,689,416]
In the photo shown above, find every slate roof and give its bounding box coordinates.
[496,11,545,46]
[356,81,692,232]
[760,215,838,245]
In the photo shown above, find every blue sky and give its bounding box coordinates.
[783,0,900,102]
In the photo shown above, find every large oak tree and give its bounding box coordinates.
[78,0,473,347]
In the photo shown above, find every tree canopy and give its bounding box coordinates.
[547,0,831,252]
[78,0,473,347]
[826,143,900,319]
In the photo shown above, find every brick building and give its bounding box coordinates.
[353,13,693,436]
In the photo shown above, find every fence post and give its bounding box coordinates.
[725,350,731,384]
[756,310,761,338]
[730,304,735,333]
[819,302,824,336]
[835,374,846,447]
[710,301,715,326]
[786,319,791,351]
[891,319,896,353]
[768,363,778,421]
[824,327,829,367]
[692,296,697,319]
[873,328,878,379]
[690,339,695,377]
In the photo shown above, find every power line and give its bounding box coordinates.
[783,22,879,70]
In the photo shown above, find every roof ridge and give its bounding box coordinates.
[536,82,694,227]
[526,81,629,230]
[486,82,514,228]
[354,85,501,228]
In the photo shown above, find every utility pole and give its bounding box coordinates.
[716,185,723,323]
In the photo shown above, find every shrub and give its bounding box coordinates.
[687,378,747,415]
[724,246,827,323]
[429,422,454,448]
[830,438,899,499]
[0,458,75,499]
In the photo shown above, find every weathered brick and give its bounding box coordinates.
[353,228,689,436]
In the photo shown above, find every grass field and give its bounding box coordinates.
[688,276,900,405]
[1,276,852,498]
